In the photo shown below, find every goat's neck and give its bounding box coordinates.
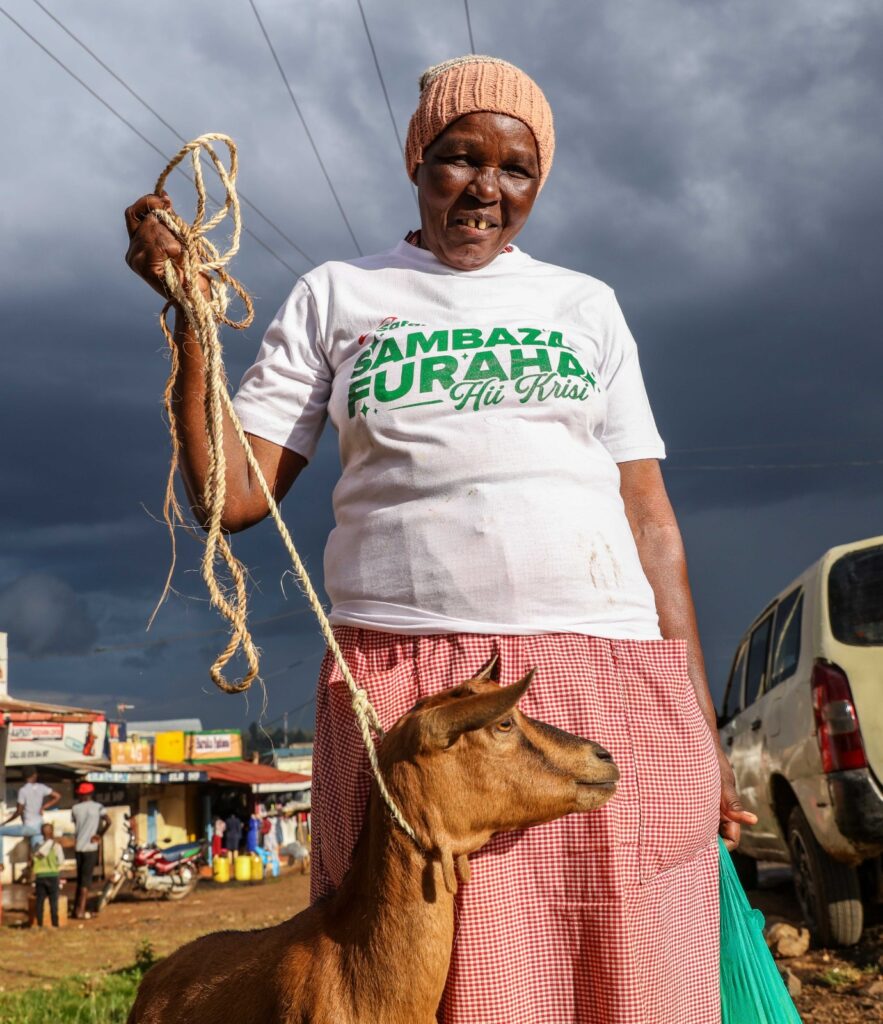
[328,788,456,1019]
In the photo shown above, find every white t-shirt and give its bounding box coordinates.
[18,781,52,828]
[233,239,666,639]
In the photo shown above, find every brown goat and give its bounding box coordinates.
[128,661,618,1024]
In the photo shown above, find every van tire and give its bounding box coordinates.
[788,805,863,946]
[730,850,759,890]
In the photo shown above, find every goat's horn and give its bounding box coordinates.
[425,669,535,746]
[473,654,499,681]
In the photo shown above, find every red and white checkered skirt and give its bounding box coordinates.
[311,629,721,1024]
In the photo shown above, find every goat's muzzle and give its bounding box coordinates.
[570,741,620,811]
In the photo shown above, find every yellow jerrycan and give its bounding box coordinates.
[233,853,252,882]
[213,854,231,883]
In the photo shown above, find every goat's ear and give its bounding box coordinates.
[424,670,535,747]
[472,654,499,682]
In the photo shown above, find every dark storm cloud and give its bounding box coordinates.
[0,573,99,656]
[2,0,881,722]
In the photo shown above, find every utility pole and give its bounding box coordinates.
[0,633,8,820]
[282,711,289,748]
[0,632,8,700]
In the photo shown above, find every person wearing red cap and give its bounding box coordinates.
[71,782,110,919]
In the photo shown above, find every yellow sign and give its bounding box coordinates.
[154,730,186,763]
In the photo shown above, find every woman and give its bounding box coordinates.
[125,55,754,1024]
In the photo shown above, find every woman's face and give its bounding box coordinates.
[414,112,540,271]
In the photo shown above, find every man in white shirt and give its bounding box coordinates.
[0,768,61,855]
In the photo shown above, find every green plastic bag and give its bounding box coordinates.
[719,837,803,1023]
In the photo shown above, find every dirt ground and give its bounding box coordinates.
[0,862,881,1020]
[749,864,883,1023]
[0,869,312,994]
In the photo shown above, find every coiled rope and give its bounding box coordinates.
[151,133,419,847]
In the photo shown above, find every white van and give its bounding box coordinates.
[718,535,883,946]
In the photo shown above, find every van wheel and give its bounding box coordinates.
[730,850,758,890]
[788,805,863,946]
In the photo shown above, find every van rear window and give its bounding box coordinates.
[828,545,883,646]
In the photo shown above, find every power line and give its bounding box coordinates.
[263,692,317,729]
[12,606,317,662]
[666,458,883,471]
[669,439,875,455]
[26,0,315,269]
[1,6,302,278]
[12,602,315,659]
[249,0,364,256]
[354,0,418,209]
[464,0,476,53]
[90,608,314,654]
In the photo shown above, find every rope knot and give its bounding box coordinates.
[352,687,372,718]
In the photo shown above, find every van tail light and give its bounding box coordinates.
[811,660,867,772]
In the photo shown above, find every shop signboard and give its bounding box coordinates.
[110,737,154,769]
[154,730,186,763]
[87,769,207,784]
[186,730,242,762]
[5,720,107,765]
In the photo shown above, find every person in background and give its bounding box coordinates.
[0,768,61,857]
[262,816,279,856]
[224,812,243,854]
[211,817,227,859]
[262,815,280,876]
[246,813,260,854]
[70,782,110,920]
[32,822,65,928]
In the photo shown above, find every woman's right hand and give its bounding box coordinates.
[124,193,210,302]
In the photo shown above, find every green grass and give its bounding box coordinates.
[815,965,862,988]
[0,942,157,1023]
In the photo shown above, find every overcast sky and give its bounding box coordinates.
[1,0,881,734]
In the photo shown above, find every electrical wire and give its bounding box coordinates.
[89,608,314,654]
[665,458,883,471]
[28,0,315,268]
[1,6,303,277]
[668,439,875,455]
[354,0,418,209]
[464,0,476,53]
[262,692,318,728]
[249,0,364,256]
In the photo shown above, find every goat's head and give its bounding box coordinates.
[378,657,619,893]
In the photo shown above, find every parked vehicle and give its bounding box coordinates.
[718,535,883,946]
[98,815,205,910]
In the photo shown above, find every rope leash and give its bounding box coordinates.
[151,133,420,847]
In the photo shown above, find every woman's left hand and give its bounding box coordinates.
[717,747,758,850]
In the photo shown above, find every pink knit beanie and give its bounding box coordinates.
[405,55,555,191]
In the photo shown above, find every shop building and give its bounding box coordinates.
[0,633,111,885]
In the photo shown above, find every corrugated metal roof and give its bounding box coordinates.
[0,695,104,719]
[156,759,311,792]
[202,761,310,786]
[126,719,203,735]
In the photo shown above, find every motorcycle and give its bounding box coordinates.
[98,815,205,910]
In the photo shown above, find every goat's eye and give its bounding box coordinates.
[496,718,514,733]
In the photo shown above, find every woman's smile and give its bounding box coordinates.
[413,111,539,271]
